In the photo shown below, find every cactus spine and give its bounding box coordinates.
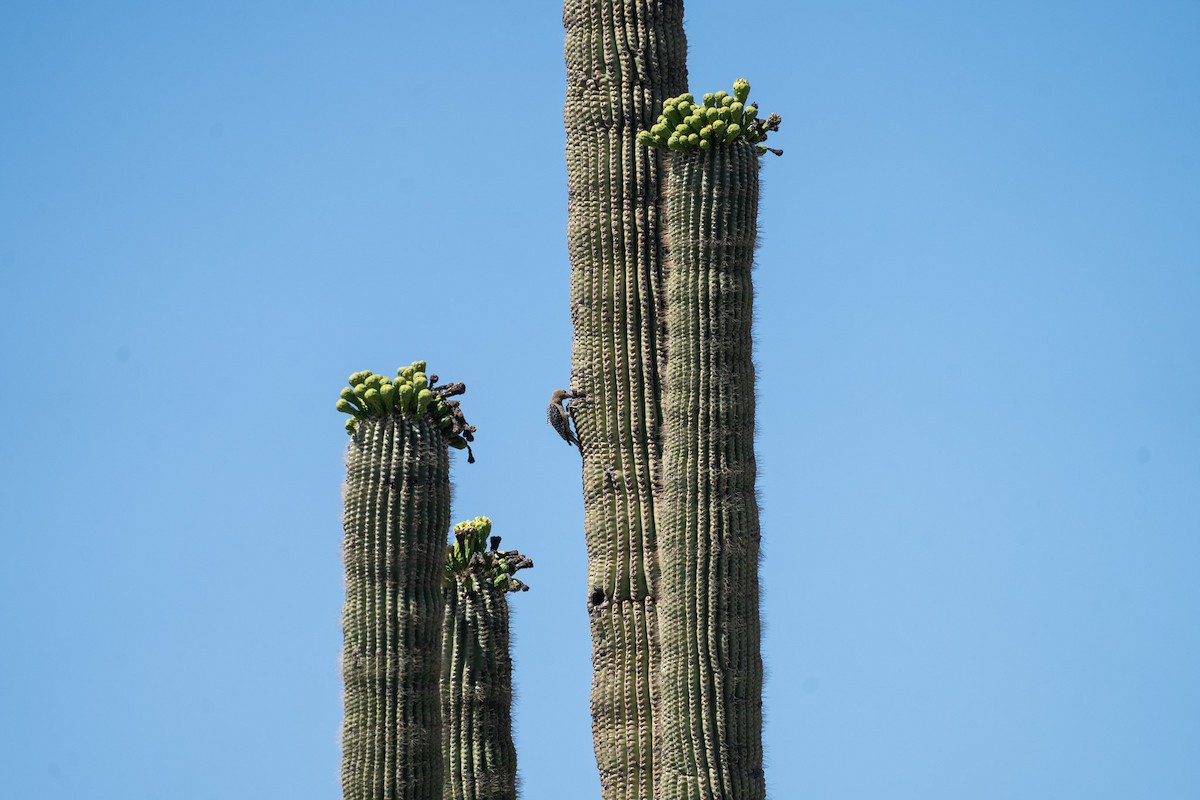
[340,365,475,800]
[441,517,532,800]
[658,137,765,800]
[563,2,688,797]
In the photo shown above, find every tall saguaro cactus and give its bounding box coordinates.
[441,516,533,800]
[648,81,777,800]
[339,364,476,800]
[562,2,688,797]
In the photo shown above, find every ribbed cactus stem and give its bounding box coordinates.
[442,518,531,800]
[659,141,765,800]
[442,577,517,800]
[563,2,688,797]
[341,390,457,800]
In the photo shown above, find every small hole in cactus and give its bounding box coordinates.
[590,587,606,607]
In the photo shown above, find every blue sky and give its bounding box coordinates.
[2,2,1198,798]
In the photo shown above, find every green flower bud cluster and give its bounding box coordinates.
[335,362,477,460]
[636,78,782,156]
[445,516,533,594]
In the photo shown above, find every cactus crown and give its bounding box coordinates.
[637,78,783,157]
[335,361,477,459]
[446,516,533,593]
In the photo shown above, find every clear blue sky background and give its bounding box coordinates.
[2,2,1198,798]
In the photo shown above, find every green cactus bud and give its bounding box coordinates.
[704,107,719,124]
[698,138,711,151]
[687,133,699,147]
[727,123,742,141]
[363,374,383,390]
[663,103,684,127]
[699,126,712,140]
[353,384,369,402]
[652,123,671,139]
[348,370,371,387]
[413,373,428,391]
[744,104,759,121]
[411,360,426,373]
[363,387,383,414]
[703,92,716,108]
[677,101,693,118]
[637,130,656,148]
[728,103,744,129]
[416,388,433,415]
[717,107,732,124]
[680,93,694,103]
[448,435,468,450]
[340,386,364,409]
[398,384,415,413]
[379,383,396,412]
[713,91,728,104]
[733,78,750,104]
[336,398,357,415]
[712,119,727,137]
[344,418,356,435]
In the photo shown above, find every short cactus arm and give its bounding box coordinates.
[657,130,767,798]
[442,518,532,800]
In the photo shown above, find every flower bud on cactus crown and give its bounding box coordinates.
[733,78,751,103]
[640,79,779,156]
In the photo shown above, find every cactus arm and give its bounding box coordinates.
[657,140,766,800]
[563,2,688,797]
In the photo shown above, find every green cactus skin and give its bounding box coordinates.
[658,141,765,800]
[441,519,531,800]
[564,2,689,798]
[341,409,452,799]
[442,579,516,800]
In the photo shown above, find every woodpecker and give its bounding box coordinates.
[547,389,582,451]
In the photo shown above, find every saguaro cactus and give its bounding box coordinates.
[442,517,533,800]
[562,2,688,797]
[646,82,780,800]
[338,363,476,800]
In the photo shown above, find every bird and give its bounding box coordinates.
[547,389,582,451]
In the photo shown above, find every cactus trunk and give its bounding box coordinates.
[342,414,451,800]
[563,2,688,797]
[442,576,518,800]
[658,143,764,800]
